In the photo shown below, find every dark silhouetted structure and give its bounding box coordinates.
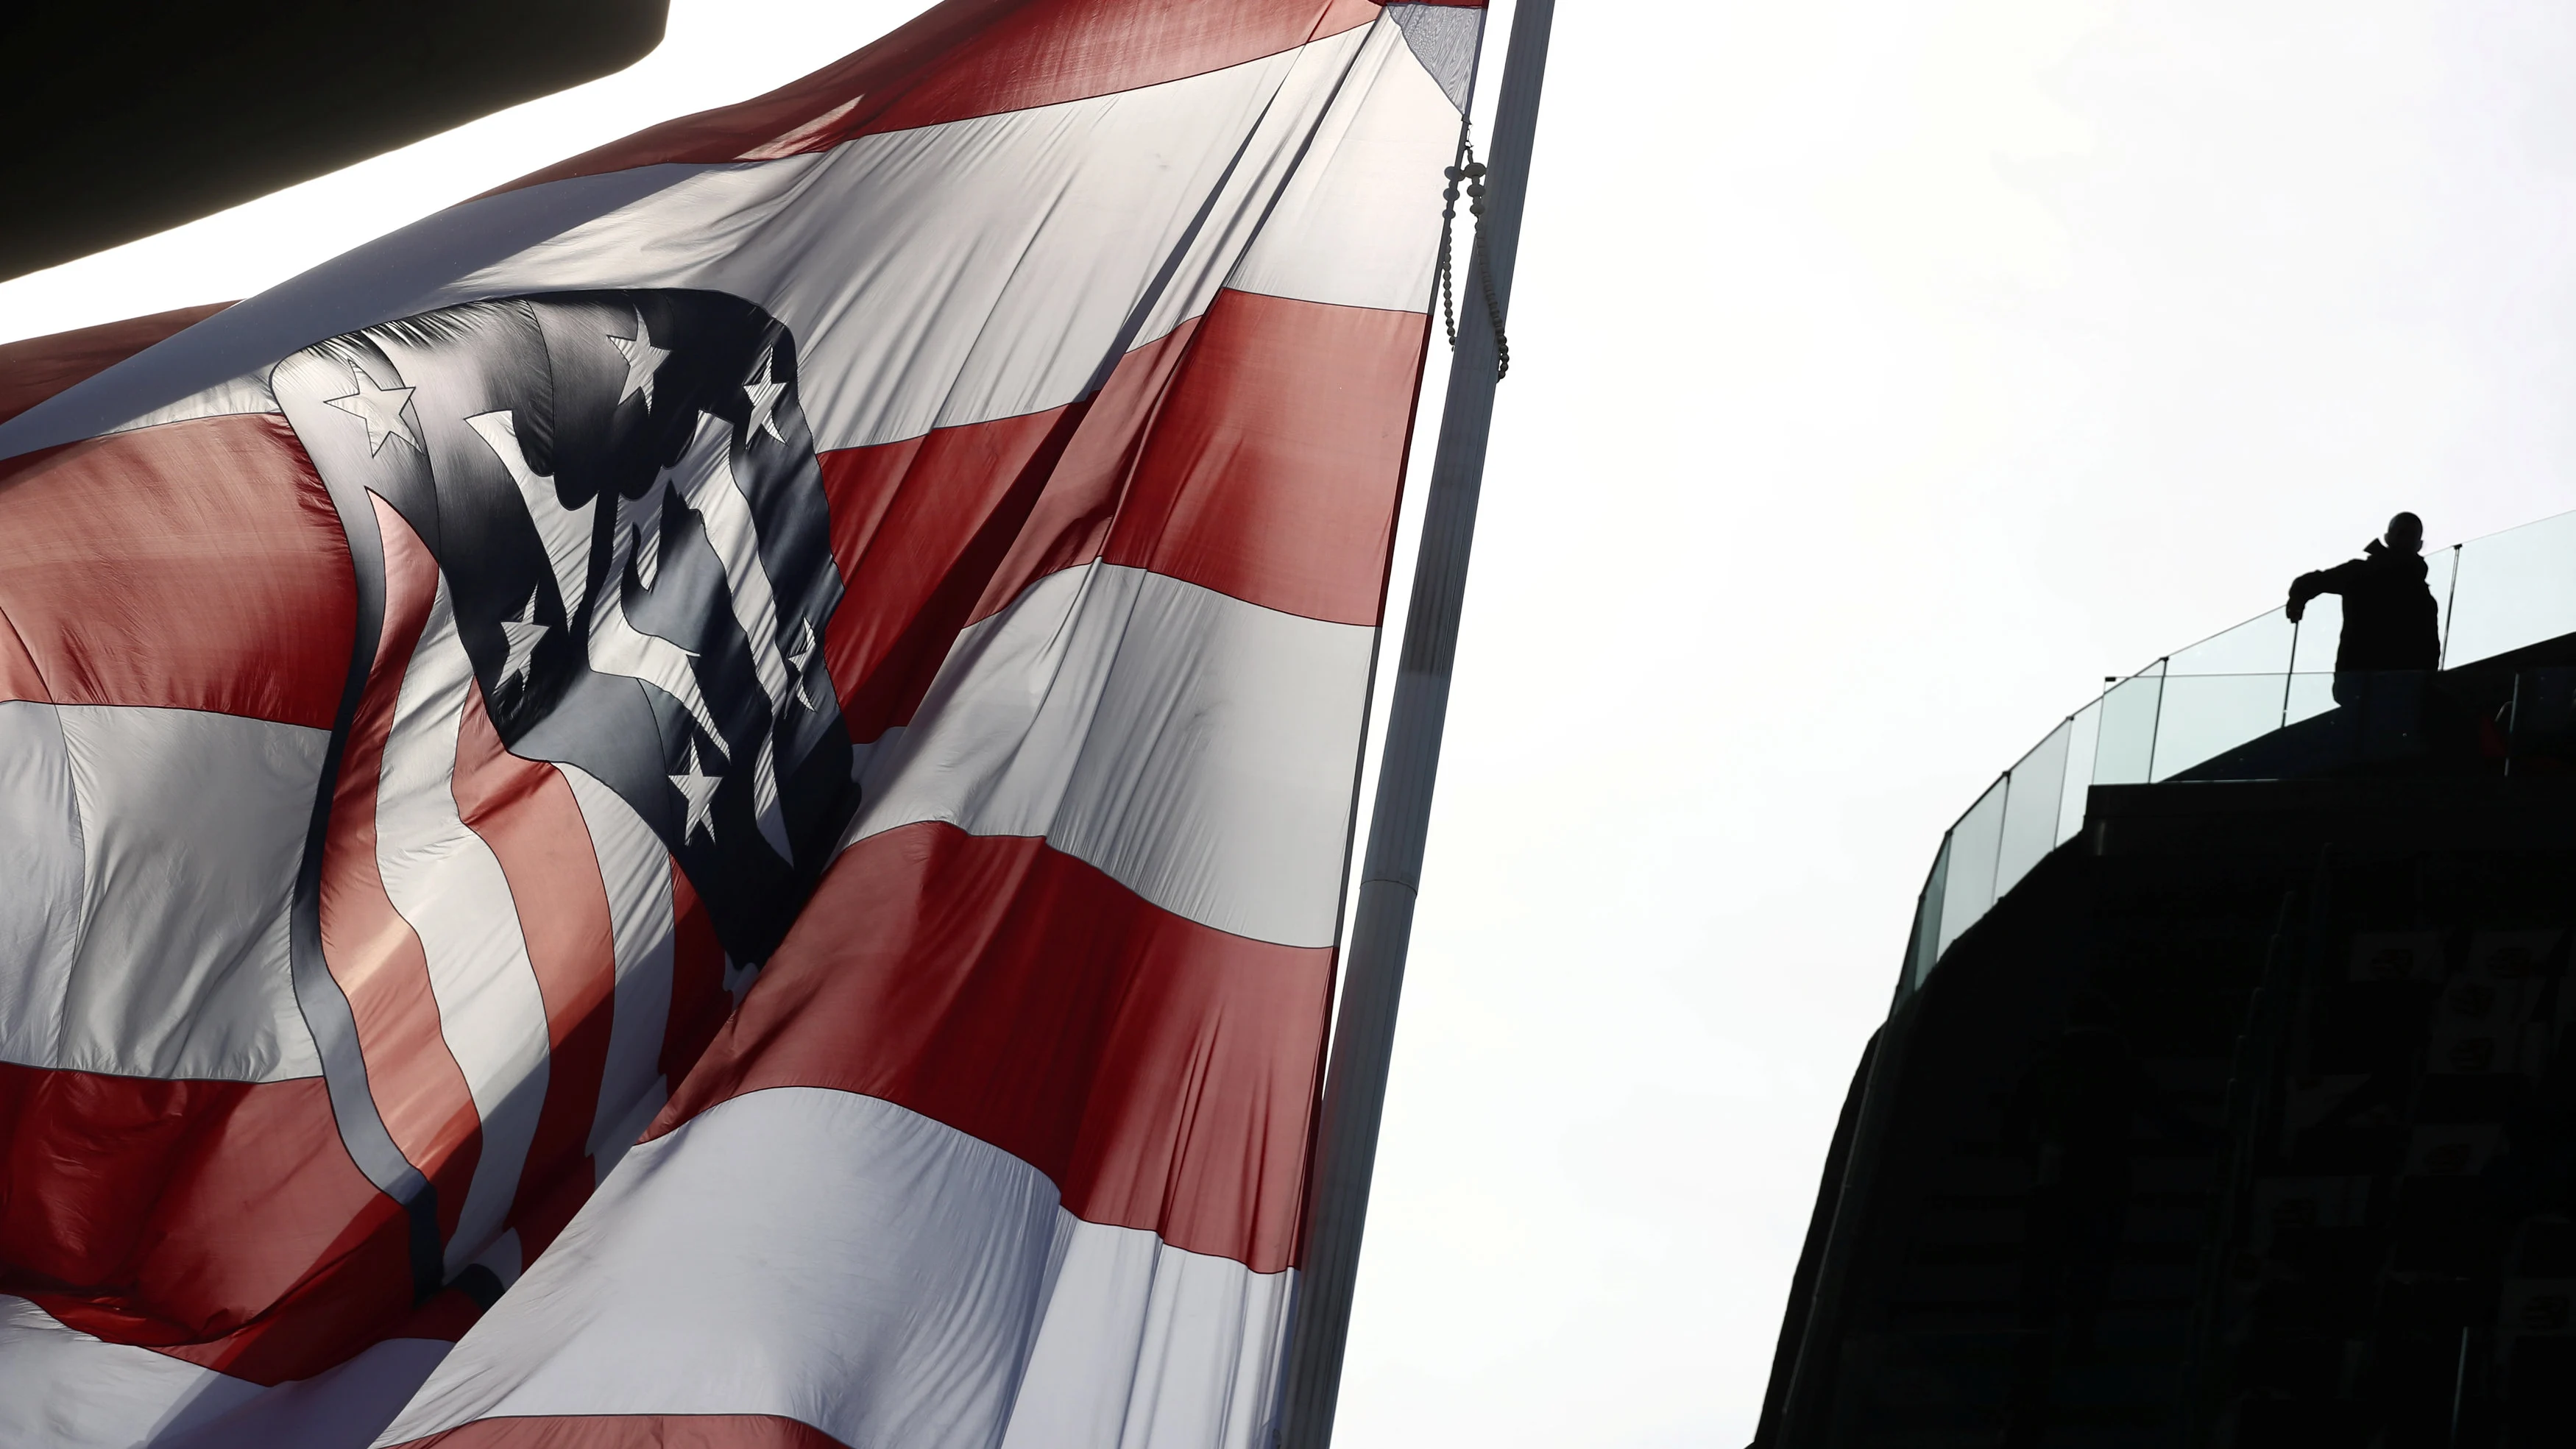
[0,0,667,282]
[1753,574,2576,1447]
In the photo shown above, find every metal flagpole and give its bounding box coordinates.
[1276,1,1554,1444]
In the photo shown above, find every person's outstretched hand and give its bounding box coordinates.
[2286,595,2305,623]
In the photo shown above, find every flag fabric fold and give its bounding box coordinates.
[0,1,1482,1444]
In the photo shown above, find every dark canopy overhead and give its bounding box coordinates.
[0,0,668,281]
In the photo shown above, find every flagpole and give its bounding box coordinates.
[1276,1,1554,1444]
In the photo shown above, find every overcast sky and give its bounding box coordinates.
[10,2,2576,1445]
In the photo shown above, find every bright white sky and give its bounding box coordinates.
[9,2,2576,1445]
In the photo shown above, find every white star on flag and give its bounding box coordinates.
[498,589,547,695]
[743,350,788,444]
[785,618,818,709]
[323,364,422,455]
[668,740,721,844]
[606,314,670,408]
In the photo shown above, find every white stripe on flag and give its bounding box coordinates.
[0,702,86,1072]
[373,1088,1298,1449]
[849,564,1374,949]
[375,1088,1065,1449]
[998,1222,1294,1449]
[436,33,1360,456]
[0,700,327,1082]
[1226,15,1462,313]
[556,761,676,1174]
[0,1297,447,1449]
[375,572,554,1272]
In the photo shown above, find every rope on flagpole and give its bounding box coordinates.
[1436,134,1512,380]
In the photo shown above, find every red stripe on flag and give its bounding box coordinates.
[0,609,39,704]
[0,302,234,427]
[503,0,1390,191]
[0,414,353,725]
[963,314,1203,622]
[652,823,1331,1272]
[1099,291,1425,626]
[818,292,1420,739]
[818,397,1094,747]
[318,497,485,1241]
[0,1066,419,1386]
[662,865,732,1092]
[450,685,618,1258]
[393,1411,850,1449]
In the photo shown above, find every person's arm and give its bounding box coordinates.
[2287,571,2321,621]
[2286,557,2366,622]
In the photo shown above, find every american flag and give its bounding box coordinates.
[0,1,1483,1444]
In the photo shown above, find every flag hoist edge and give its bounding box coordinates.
[0,1,1485,1445]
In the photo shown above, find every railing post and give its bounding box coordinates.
[2145,656,2171,781]
[2441,542,2462,668]
[1274,4,1556,1445]
[2280,617,2299,730]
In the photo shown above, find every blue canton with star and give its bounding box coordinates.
[278,291,861,966]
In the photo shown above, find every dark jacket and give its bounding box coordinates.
[2291,540,2439,673]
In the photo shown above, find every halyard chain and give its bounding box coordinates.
[1437,133,1512,381]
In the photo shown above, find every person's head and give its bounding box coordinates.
[2387,511,2424,554]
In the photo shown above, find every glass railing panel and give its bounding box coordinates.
[1907,834,1953,993]
[2056,701,2102,846]
[2094,665,2165,785]
[2167,606,2299,678]
[1935,775,2009,958]
[1997,718,2073,896]
[2427,545,2459,662]
[1907,506,2576,988]
[2284,670,2337,727]
[2444,510,2576,667]
[2150,671,2298,780]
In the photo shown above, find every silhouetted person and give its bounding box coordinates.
[2286,512,2439,705]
